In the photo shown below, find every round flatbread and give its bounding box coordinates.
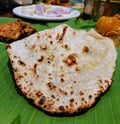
[7,24,117,115]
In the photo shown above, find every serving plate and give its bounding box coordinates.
[13,4,80,21]
[0,17,120,124]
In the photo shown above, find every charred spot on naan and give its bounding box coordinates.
[39,96,46,105]
[56,26,68,42]
[40,43,48,51]
[37,56,44,63]
[47,82,68,96]
[63,53,78,66]
[75,66,81,72]
[27,63,40,78]
[98,79,112,92]
[59,106,65,112]
[82,46,89,54]
[64,44,71,50]
[18,60,26,66]
[47,55,55,63]
[80,91,84,96]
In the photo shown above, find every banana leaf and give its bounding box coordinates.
[0,17,120,124]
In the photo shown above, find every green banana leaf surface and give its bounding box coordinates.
[0,17,120,124]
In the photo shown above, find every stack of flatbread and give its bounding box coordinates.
[7,24,117,115]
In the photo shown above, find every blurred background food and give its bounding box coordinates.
[13,0,33,5]
[43,0,71,7]
[0,19,36,42]
[42,0,84,7]
[0,0,84,11]
[96,14,120,47]
[83,0,120,21]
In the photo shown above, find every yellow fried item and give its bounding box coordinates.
[96,14,120,47]
[96,14,120,37]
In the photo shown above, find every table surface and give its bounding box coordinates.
[0,11,14,17]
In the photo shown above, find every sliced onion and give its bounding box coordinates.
[35,4,46,16]
[21,4,72,17]
[45,11,57,17]
[53,7,72,15]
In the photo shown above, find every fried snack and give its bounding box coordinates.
[96,14,120,47]
[43,0,71,7]
[96,14,120,37]
[0,19,36,42]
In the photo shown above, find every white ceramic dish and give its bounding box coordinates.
[13,4,80,21]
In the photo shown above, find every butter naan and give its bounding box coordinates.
[7,24,117,115]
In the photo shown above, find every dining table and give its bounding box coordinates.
[0,2,120,124]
